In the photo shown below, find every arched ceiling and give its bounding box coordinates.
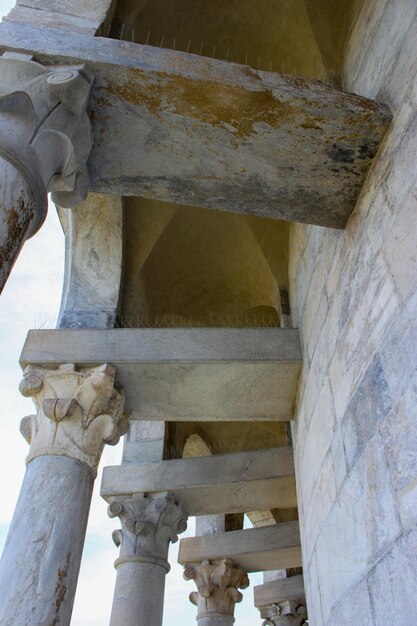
[109,0,356,82]
[120,199,289,326]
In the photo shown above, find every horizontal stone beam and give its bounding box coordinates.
[101,447,297,514]
[0,22,391,228]
[254,575,305,607]
[178,522,302,572]
[20,328,302,421]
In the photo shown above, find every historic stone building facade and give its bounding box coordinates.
[0,1,416,625]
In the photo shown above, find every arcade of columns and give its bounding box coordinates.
[0,1,392,624]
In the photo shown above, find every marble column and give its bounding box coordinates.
[108,492,188,626]
[0,51,94,292]
[0,363,127,625]
[259,600,308,626]
[184,558,249,626]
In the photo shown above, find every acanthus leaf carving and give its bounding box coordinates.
[261,600,308,626]
[19,363,128,472]
[183,558,249,617]
[108,493,188,567]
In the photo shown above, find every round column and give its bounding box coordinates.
[0,154,46,292]
[110,560,168,626]
[108,494,188,626]
[0,363,127,626]
[0,455,94,624]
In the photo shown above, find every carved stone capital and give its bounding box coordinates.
[0,52,94,229]
[19,363,128,472]
[261,600,308,626]
[108,493,188,571]
[184,558,249,618]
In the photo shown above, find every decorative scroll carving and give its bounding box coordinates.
[19,363,127,472]
[108,493,188,570]
[0,52,94,226]
[261,600,308,626]
[184,558,249,617]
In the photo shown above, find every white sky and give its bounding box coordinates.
[0,2,263,623]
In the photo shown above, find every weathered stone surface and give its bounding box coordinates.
[258,599,307,626]
[122,420,166,465]
[179,523,301,573]
[328,577,374,626]
[0,52,94,209]
[19,362,127,471]
[20,328,302,421]
[184,558,249,626]
[6,0,111,34]
[380,369,417,530]
[341,354,392,470]
[108,493,187,564]
[297,379,335,507]
[196,515,227,537]
[108,493,187,626]
[101,447,297,515]
[0,21,391,228]
[0,52,94,291]
[330,425,347,494]
[314,432,401,622]
[0,455,94,626]
[0,155,40,293]
[301,450,336,568]
[367,528,417,626]
[303,549,322,625]
[344,0,417,105]
[58,194,123,329]
[254,575,305,607]
[384,191,417,303]
[328,251,400,424]
[291,194,417,626]
[379,286,417,403]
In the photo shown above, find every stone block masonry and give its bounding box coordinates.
[289,1,417,624]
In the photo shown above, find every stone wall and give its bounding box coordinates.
[289,2,417,624]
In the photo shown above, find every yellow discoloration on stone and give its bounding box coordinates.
[104,69,295,139]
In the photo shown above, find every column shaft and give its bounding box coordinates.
[0,455,94,625]
[110,561,167,626]
[0,155,43,292]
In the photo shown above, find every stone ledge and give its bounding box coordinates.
[178,522,302,572]
[101,447,297,514]
[20,328,302,420]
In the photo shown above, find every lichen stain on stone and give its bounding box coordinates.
[0,196,34,276]
[105,69,295,139]
[53,550,71,622]
[300,121,323,131]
